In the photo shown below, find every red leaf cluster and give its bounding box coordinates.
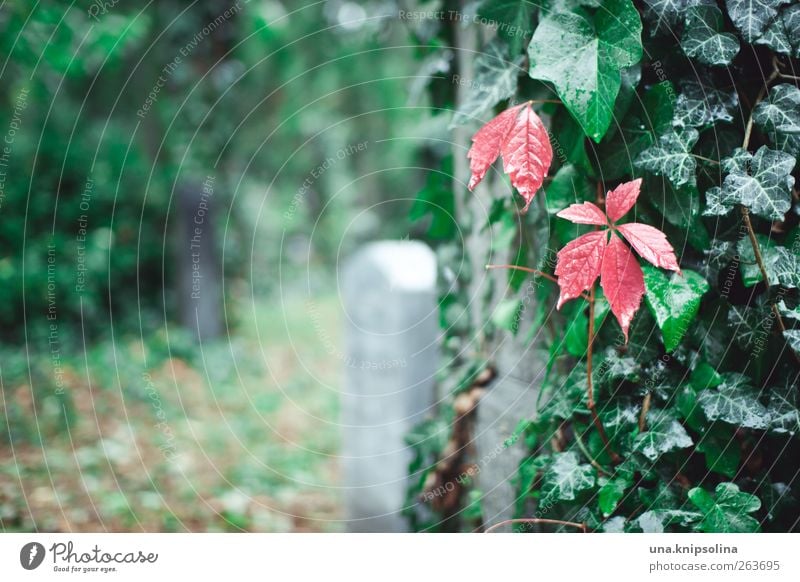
[467,102,553,211]
[554,179,681,340]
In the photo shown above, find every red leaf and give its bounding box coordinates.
[556,202,607,225]
[500,104,553,211]
[600,234,645,341]
[555,231,608,309]
[605,178,642,223]
[466,103,553,212]
[616,223,681,273]
[467,104,524,191]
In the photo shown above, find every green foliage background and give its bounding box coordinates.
[0,0,423,531]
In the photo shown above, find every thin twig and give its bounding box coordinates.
[573,429,609,476]
[778,73,800,82]
[486,263,556,283]
[742,59,779,150]
[485,264,590,300]
[741,209,790,337]
[484,518,588,533]
[639,392,652,432]
[691,154,720,165]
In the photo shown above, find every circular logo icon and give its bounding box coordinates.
[20,542,45,570]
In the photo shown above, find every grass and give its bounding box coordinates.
[0,293,343,532]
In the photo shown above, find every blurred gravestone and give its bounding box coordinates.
[341,241,439,532]
[176,178,223,341]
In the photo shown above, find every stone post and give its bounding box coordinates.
[341,240,439,532]
[176,177,223,341]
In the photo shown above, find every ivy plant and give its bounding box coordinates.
[405,0,800,533]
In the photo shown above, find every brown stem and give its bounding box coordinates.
[691,154,720,165]
[484,518,588,533]
[639,392,652,432]
[486,263,556,283]
[587,285,621,464]
[742,58,780,150]
[485,264,591,301]
[742,209,793,347]
[573,429,609,476]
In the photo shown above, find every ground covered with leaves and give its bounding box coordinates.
[1,296,342,532]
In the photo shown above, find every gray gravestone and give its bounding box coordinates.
[341,240,439,532]
[176,178,223,341]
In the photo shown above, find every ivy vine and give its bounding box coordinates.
[405,0,800,533]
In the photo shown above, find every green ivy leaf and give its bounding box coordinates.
[647,178,700,228]
[767,378,800,435]
[703,186,729,216]
[641,0,689,35]
[539,365,588,421]
[635,129,699,187]
[593,81,673,180]
[778,300,800,322]
[637,509,701,533]
[545,164,594,215]
[681,5,740,66]
[595,349,641,385]
[696,426,740,478]
[736,235,800,288]
[600,403,640,452]
[450,39,523,128]
[477,0,535,55]
[727,304,764,351]
[598,474,632,516]
[634,408,693,461]
[725,0,786,43]
[783,4,800,57]
[528,0,643,142]
[563,299,589,357]
[754,84,800,134]
[691,361,723,390]
[643,266,709,352]
[716,146,796,221]
[755,13,793,53]
[605,64,642,140]
[688,482,762,533]
[754,83,800,156]
[672,81,738,129]
[540,451,596,505]
[697,373,770,429]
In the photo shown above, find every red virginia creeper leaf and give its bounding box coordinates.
[605,178,642,222]
[466,102,553,211]
[600,234,645,341]
[467,104,524,191]
[616,223,681,273]
[555,230,608,309]
[556,202,607,225]
[500,104,554,211]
